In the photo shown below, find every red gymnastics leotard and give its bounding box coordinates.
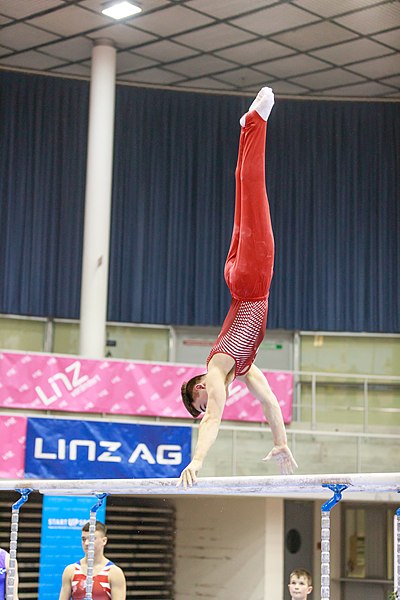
[207,111,274,377]
[71,561,114,599]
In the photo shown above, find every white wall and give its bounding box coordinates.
[173,496,284,600]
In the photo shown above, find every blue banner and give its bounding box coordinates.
[39,495,106,600]
[25,418,191,479]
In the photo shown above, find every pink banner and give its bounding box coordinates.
[0,415,26,478]
[0,351,292,423]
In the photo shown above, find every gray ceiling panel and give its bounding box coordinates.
[134,40,199,62]
[129,6,214,36]
[0,44,12,57]
[40,37,94,62]
[270,21,356,51]
[334,3,400,36]
[373,30,400,51]
[87,24,157,48]
[116,51,156,74]
[215,39,295,65]
[29,5,110,36]
[317,81,398,97]
[176,76,234,90]
[55,63,92,77]
[311,38,394,65]
[119,66,183,84]
[291,68,366,89]
[0,0,65,19]
[80,0,169,10]
[186,0,277,20]
[347,54,400,79]
[173,23,256,52]
[381,74,400,87]
[231,4,320,36]
[292,0,384,19]
[269,80,310,94]
[0,0,398,99]
[0,22,60,51]
[0,50,66,69]
[166,55,235,78]
[257,54,330,78]
[0,14,11,25]
[213,67,273,87]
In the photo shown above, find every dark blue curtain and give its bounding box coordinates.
[1,70,399,332]
[0,71,88,317]
[266,100,400,331]
[109,86,245,326]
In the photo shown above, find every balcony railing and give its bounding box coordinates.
[292,370,400,432]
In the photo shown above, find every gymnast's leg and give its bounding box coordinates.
[224,87,275,301]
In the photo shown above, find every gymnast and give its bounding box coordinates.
[58,521,126,600]
[179,87,297,488]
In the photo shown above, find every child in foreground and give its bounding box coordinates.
[288,569,313,600]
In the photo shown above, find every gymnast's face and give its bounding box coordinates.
[81,530,107,558]
[288,575,312,600]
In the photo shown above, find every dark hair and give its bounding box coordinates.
[181,374,206,418]
[82,521,107,536]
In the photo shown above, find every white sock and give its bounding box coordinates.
[240,87,275,127]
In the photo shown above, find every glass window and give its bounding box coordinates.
[345,508,365,578]
[343,504,397,581]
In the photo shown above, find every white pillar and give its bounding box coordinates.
[79,39,116,358]
[264,498,284,600]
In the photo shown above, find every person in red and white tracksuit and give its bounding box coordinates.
[179,87,297,487]
[58,521,126,600]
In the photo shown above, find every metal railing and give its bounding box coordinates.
[292,370,400,432]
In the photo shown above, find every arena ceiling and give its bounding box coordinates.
[0,0,399,99]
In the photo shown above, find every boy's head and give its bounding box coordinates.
[288,569,313,600]
[81,521,108,558]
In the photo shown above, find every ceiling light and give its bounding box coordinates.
[102,1,142,20]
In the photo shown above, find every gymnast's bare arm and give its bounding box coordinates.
[58,564,74,600]
[110,564,126,599]
[240,364,298,475]
[177,356,233,488]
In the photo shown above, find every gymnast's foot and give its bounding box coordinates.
[240,86,275,127]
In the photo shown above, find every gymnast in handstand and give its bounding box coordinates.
[179,87,297,487]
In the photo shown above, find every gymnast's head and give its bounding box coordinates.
[181,374,208,418]
[81,520,108,556]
